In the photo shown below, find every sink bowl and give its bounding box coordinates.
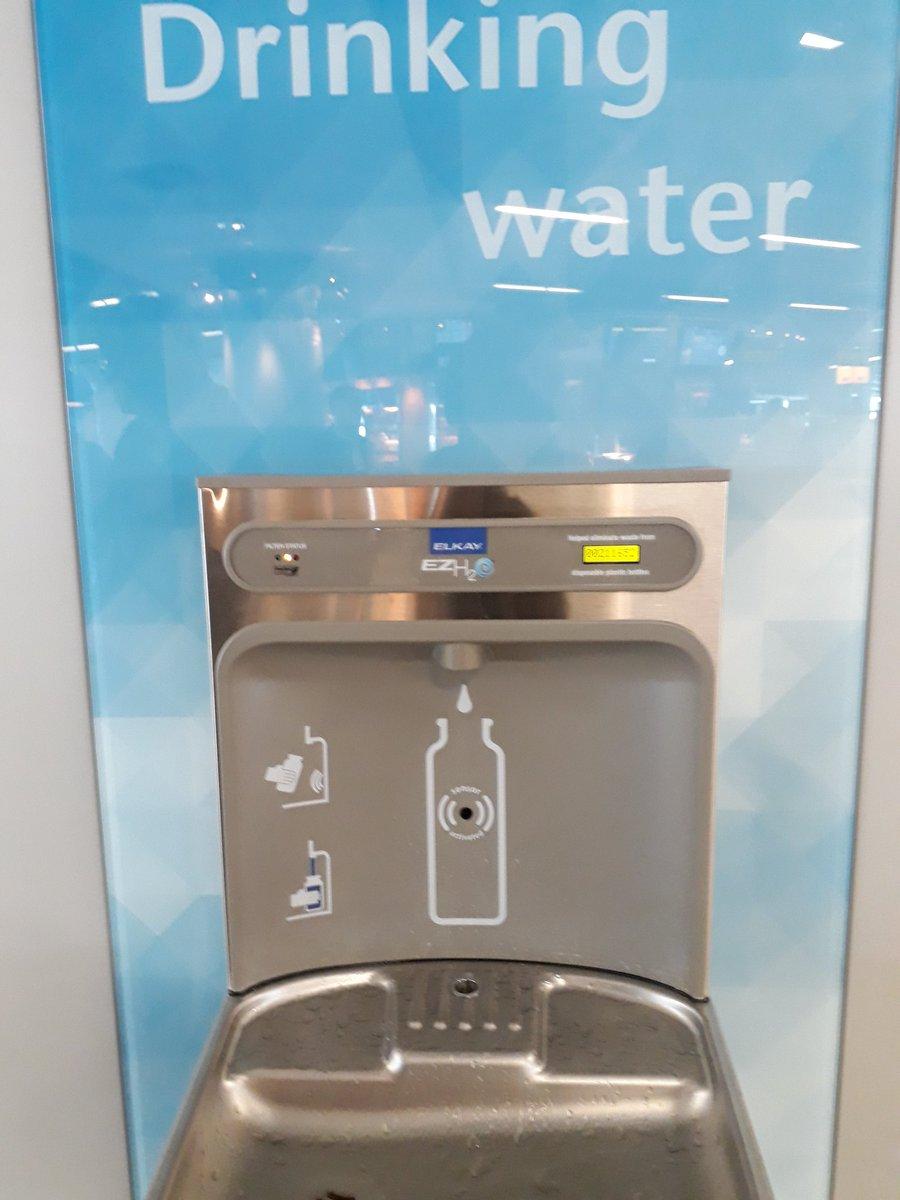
[149,961,771,1200]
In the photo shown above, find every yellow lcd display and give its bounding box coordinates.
[582,544,642,565]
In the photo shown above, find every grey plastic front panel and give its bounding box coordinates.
[225,518,700,593]
[218,623,712,994]
[200,474,728,999]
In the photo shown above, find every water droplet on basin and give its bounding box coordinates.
[456,684,473,713]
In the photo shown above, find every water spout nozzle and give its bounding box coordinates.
[432,643,485,673]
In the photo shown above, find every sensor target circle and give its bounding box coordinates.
[437,788,495,840]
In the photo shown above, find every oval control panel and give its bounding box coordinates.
[224,518,700,593]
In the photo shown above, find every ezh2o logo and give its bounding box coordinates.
[421,557,496,582]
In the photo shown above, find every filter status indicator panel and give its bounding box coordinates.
[582,544,641,565]
[224,518,700,594]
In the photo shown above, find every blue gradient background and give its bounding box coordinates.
[34,2,898,1195]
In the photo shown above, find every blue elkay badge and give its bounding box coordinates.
[429,527,488,555]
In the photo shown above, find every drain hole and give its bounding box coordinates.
[453,976,479,997]
[459,806,474,821]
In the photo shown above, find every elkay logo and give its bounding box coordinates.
[429,527,487,555]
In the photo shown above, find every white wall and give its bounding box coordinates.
[0,3,131,1197]
[831,181,900,1199]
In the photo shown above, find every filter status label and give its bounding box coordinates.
[582,544,642,565]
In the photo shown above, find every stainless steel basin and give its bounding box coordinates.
[150,961,771,1200]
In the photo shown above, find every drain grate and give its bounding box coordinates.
[396,962,538,1052]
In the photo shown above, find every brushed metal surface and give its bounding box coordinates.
[199,474,728,665]
[149,960,771,1200]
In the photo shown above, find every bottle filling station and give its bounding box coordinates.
[151,471,772,1200]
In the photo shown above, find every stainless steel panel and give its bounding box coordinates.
[200,474,728,665]
[149,961,772,1200]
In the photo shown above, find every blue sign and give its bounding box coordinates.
[31,2,899,1196]
[430,527,488,554]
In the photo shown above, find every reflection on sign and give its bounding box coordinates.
[835,366,871,385]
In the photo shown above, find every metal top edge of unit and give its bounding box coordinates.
[198,468,730,490]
